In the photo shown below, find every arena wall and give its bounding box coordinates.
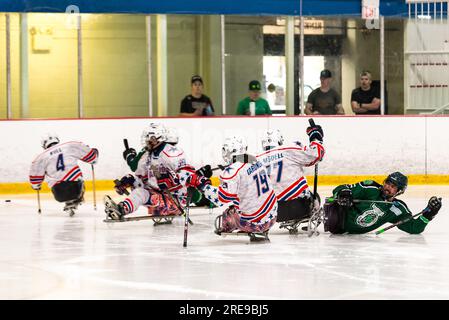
[1,116,448,193]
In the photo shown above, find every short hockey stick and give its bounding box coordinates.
[37,190,42,214]
[91,164,97,210]
[183,187,195,247]
[375,208,430,235]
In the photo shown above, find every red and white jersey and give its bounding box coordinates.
[135,143,195,196]
[256,141,324,202]
[29,141,98,188]
[203,160,278,225]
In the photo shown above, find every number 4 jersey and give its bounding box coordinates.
[29,141,98,188]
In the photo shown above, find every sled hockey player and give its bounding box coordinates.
[185,135,278,241]
[29,133,99,216]
[122,125,212,209]
[104,123,196,221]
[325,172,442,234]
[257,124,325,235]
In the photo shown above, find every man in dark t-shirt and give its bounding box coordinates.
[305,69,345,115]
[179,75,215,117]
[351,71,381,115]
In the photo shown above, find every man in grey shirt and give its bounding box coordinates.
[305,69,345,115]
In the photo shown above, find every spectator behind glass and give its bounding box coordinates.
[305,69,345,115]
[351,71,381,115]
[236,80,272,116]
[179,75,215,117]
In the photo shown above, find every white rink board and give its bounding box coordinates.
[0,116,444,183]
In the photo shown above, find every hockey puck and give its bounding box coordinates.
[5,200,11,202]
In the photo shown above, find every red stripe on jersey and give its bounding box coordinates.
[252,197,277,223]
[162,150,184,158]
[218,186,237,198]
[61,166,80,181]
[70,172,83,181]
[277,177,305,199]
[286,183,309,201]
[241,191,275,217]
[220,163,245,180]
[81,149,95,161]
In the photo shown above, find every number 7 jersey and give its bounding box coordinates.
[29,141,98,188]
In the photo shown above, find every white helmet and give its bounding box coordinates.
[165,127,179,145]
[261,129,284,151]
[41,133,60,149]
[141,123,168,149]
[222,135,248,165]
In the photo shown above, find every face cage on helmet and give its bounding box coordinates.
[383,178,406,197]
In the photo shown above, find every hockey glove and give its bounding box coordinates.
[31,184,42,191]
[423,196,442,221]
[114,174,136,195]
[186,173,211,191]
[196,165,213,178]
[337,189,353,207]
[123,148,137,162]
[306,125,324,143]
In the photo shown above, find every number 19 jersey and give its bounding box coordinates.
[204,160,278,225]
[29,141,98,188]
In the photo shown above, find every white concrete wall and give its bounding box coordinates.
[0,116,447,183]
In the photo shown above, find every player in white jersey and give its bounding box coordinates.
[186,135,278,236]
[257,124,324,233]
[29,133,99,216]
[104,123,196,220]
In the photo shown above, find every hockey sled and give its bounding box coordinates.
[219,231,270,242]
[278,207,323,237]
[103,214,179,225]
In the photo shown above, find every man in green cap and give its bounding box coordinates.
[236,80,272,116]
[324,172,442,234]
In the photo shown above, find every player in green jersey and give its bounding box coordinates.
[324,172,442,234]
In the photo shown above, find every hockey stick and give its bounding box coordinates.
[307,118,320,237]
[91,164,97,210]
[325,197,394,205]
[123,138,130,151]
[37,190,42,214]
[183,187,195,247]
[375,208,430,235]
[163,190,194,225]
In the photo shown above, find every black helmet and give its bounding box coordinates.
[385,172,408,195]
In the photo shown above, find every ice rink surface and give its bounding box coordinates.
[1,185,448,300]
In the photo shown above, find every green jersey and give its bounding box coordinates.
[332,180,429,234]
[236,97,272,115]
[126,148,146,172]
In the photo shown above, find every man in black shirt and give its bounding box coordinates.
[351,71,381,115]
[305,69,345,115]
[179,75,215,116]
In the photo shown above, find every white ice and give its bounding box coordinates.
[0,186,449,300]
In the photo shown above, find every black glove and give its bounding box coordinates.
[196,165,213,178]
[306,125,324,143]
[114,174,136,195]
[123,148,137,162]
[423,196,442,221]
[337,189,353,207]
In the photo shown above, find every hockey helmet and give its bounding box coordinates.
[165,127,179,145]
[384,172,408,195]
[41,133,60,149]
[222,135,248,165]
[141,123,167,150]
[261,129,284,151]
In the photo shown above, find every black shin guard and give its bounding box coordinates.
[52,181,84,203]
[276,197,312,222]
